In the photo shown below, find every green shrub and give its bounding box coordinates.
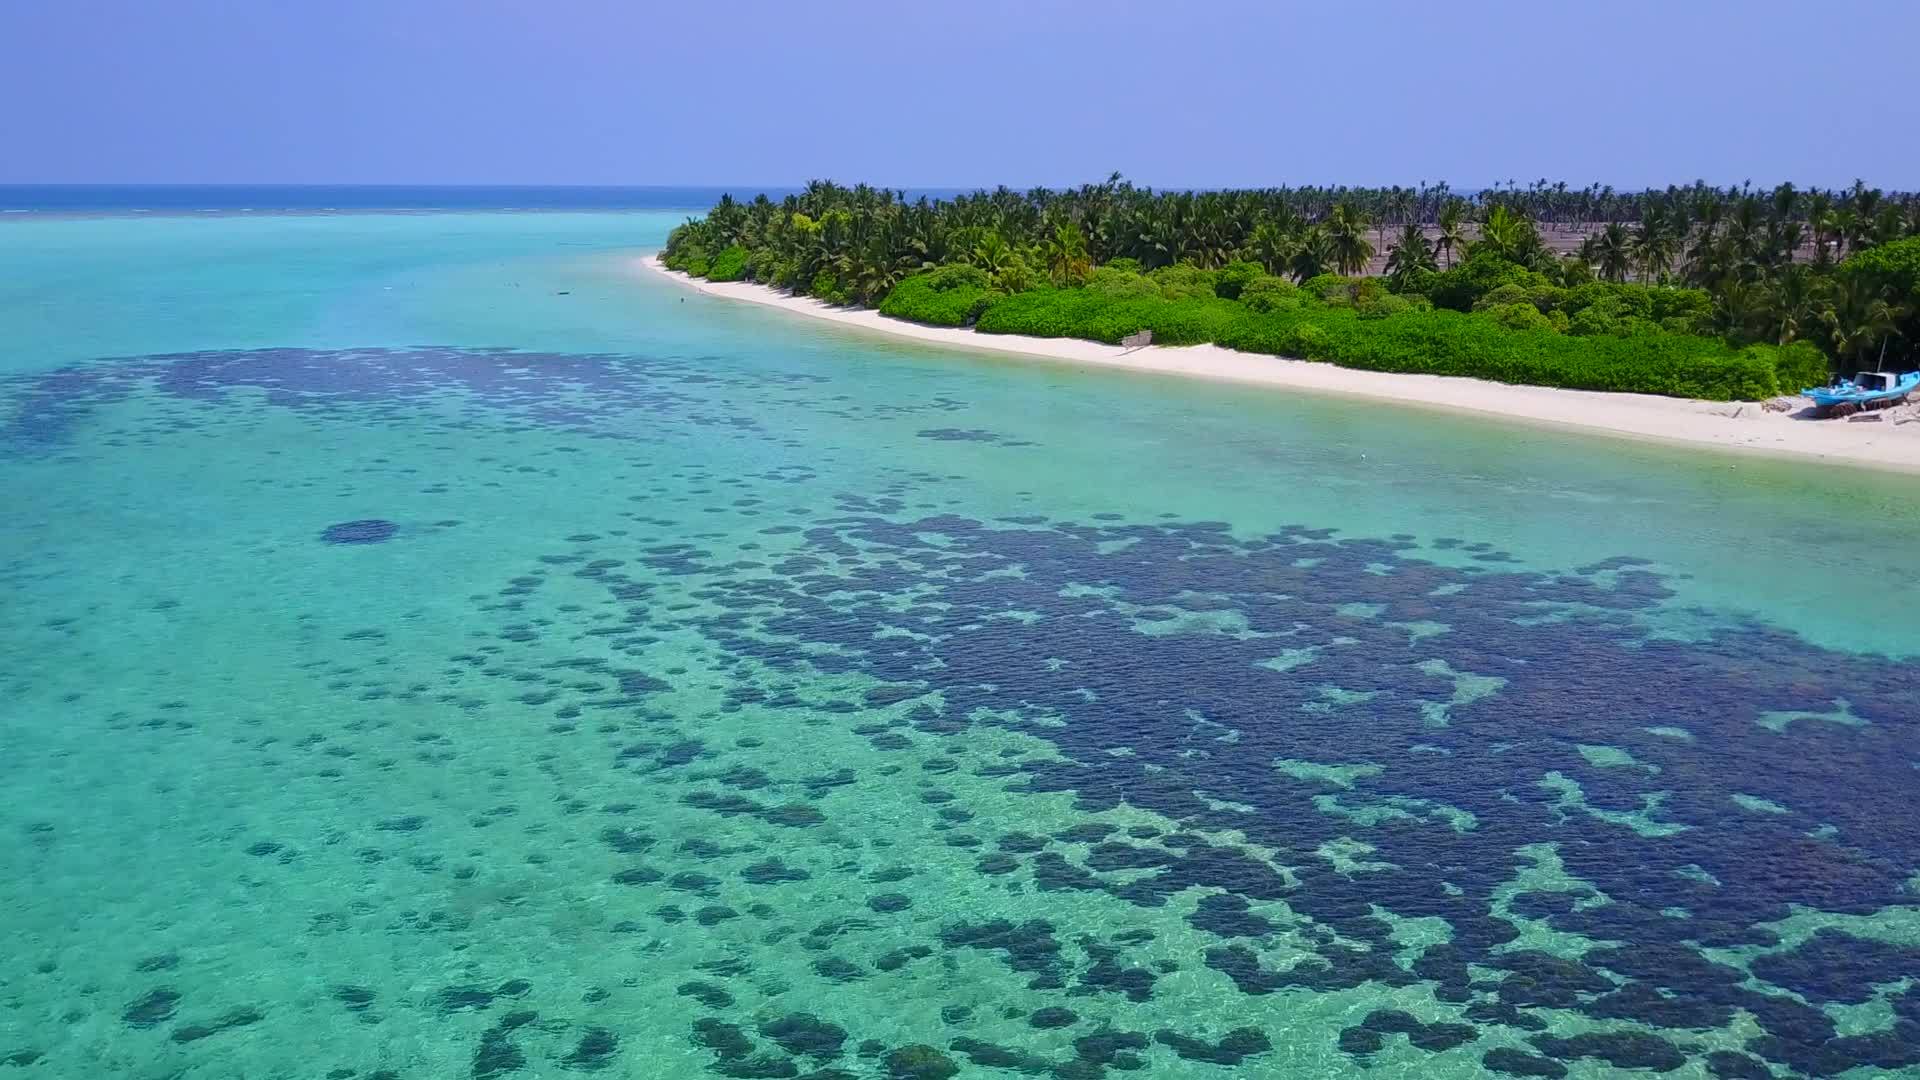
[662,234,708,274]
[1567,305,1620,337]
[1389,267,1440,297]
[1215,306,1784,399]
[809,269,849,305]
[1044,289,1786,398]
[1482,302,1555,332]
[1301,275,1390,309]
[1356,292,1429,320]
[769,258,802,289]
[1768,340,1830,393]
[930,264,993,290]
[1150,263,1220,300]
[995,254,1039,293]
[1103,257,1144,274]
[706,245,749,282]
[1473,283,1534,311]
[1561,282,1611,316]
[1651,287,1713,325]
[1473,284,1564,314]
[879,266,1001,326]
[1214,260,1264,300]
[1299,274,1354,302]
[1607,286,1653,320]
[684,253,710,277]
[748,247,802,289]
[977,285,1786,399]
[1087,265,1161,300]
[1564,284,1695,339]
[1241,275,1304,313]
[1841,236,1920,298]
[1426,253,1547,311]
[1565,282,1653,320]
[974,289,1245,346]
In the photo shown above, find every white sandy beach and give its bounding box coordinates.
[638,255,1920,474]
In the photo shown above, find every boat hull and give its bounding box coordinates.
[1803,372,1920,414]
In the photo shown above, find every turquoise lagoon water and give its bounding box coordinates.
[2,210,1918,1080]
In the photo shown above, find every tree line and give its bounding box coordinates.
[662,175,1920,374]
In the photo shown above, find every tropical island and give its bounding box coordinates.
[650,177,1920,466]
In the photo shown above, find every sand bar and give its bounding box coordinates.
[638,255,1920,474]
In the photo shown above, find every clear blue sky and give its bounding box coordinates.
[5,0,1915,190]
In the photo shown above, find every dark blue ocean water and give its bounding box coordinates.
[0,185,974,215]
[0,185,772,214]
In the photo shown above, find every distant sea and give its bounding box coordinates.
[0,184,966,215]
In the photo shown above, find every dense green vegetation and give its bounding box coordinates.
[661,177,1918,400]
[876,265,999,326]
[957,268,1819,400]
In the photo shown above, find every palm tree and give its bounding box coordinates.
[1806,192,1836,261]
[1434,200,1468,269]
[1594,223,1633,283]
[1290,226,1334,281]
[1380,187,1412,253]
[1475,205,1542,266]
[1871,204,1905,249]
[1143,215,1182,269]
[1553,254,1594,287]
[1183,197,1236,268]
[1822,277,1901,369]
[1768,181,1799,225]
[1246,219,1301,277]
[1393,187,1416,223]
[1044,222,1091,286]
[1384,223,1436,288]
[706,193,748,248]
[1848,181,1883,243]
[1325,202,1375,276]
[1830,208,1861,257]
[1764,217,1797,267]
[1767,265,1822,346]
[851,235,904,305]
[1686,192,1725,282]
[969,230,1014,280]
[1721,197,1765,279]
[1631,205,1676,282]
[1715,279,1771,343]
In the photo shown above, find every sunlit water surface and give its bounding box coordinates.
[3,210,1918,1080]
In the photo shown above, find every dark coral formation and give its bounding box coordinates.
[121,989,181,1029]
[321,519,398,545]
[11,341,1920,1080]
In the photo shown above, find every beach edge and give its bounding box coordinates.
[635,254,1920,475]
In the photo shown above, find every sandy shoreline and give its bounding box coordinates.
[636,255,1920,474]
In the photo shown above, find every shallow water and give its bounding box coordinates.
[2,210,1918,1080]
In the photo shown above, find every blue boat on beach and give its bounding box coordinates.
[1804,370,1920,417]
